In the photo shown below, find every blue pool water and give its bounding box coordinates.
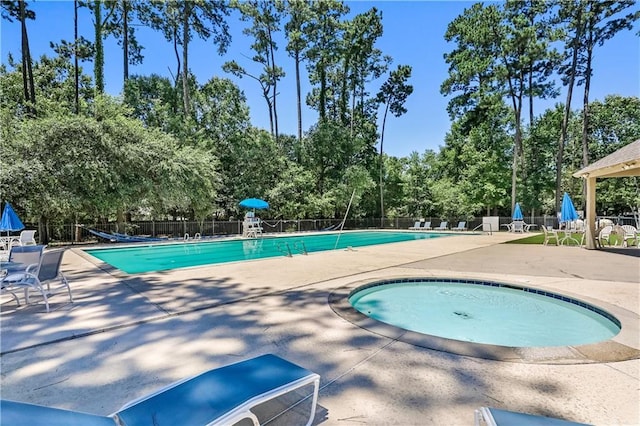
[349,279,620,347]
[85,231,450,274]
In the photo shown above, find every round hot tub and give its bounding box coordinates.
[329,277,638,363]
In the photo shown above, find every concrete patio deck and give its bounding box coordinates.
[1,231,639,425]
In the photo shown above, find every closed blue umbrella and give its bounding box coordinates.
[560,192,578,223]
[513,202,523,221]
[239,198,269,210]
[0,202,25,233]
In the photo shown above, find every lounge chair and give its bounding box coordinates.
[451,221,467,231]
[0,354,320,426]
[2,246,71,312]
[474,406,590,425]
[541,225,559,246]
[1,245,47,310]
[408,221,421,230]
[434,221,448,230]
[421,221,432,230]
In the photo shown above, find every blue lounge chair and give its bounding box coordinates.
[475,407,591,425]
[0,354,320,426]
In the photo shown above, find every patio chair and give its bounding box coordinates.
[435,221,448,230]
[1,245,46,310]
[0,354,320,426]
[421,221,432,230]
[18,229,37,246]
[451,221,467,231]
[595,225,613,248]
[33,249,73,307]
[474,406,590,426]
[540,225,559,246]
[512,221,525,233]
[619,225,638,247]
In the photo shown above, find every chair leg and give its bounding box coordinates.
[61,274,73,303]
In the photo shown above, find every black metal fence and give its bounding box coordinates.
[18,215,638,245]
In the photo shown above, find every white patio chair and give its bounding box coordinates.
[18,230,37,246]
[421,221,432,230]
[540,225,559,246]
[595,225,613,248]
[619,225,638,247]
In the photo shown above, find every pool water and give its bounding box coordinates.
[85,231,450,274]
[349,279,620,347]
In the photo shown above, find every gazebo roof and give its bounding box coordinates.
[573,139,640,179]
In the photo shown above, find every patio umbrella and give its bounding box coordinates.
[513,202,523,221]
[239,198,269,210]
[560,192,579,223]
[0,202,25,235]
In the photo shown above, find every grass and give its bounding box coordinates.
[505,231,626,246]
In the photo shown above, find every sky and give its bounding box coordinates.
[1,1,639,158]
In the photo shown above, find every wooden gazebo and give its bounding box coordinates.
[573,139,640,249]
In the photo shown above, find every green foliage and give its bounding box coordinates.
[0,96,219,224]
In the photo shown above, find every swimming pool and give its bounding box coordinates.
[348,278,620,347]
[84,231,451,274]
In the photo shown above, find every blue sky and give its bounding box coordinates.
[2,1,638,157]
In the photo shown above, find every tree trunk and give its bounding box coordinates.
[74,0,79,113]
[268,25,279,143]
[94,0,104,93]
[19,0,35,114]
[123,0,129,82]
[295,51,302,145]
[379,103,389,227]
[181,4,191,118]
[556,9,582,214]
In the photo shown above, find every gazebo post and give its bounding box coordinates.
[585,176,597,249]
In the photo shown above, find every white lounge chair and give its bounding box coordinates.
[541,225,559,246]
[0,354,320,426]
[475,406,589,425]
[434,221,448,230]
[451,221,467,231]
[408,221,421,230]
[421,221,432,230]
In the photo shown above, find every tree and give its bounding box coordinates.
[284,0,312,143]
[1,0,37,115]
[103,0,146,83]
[578,1,638,177]
[304,0,348,121]
[230,0,284,141]
[147,0,231,119]
[375,65,413,226]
